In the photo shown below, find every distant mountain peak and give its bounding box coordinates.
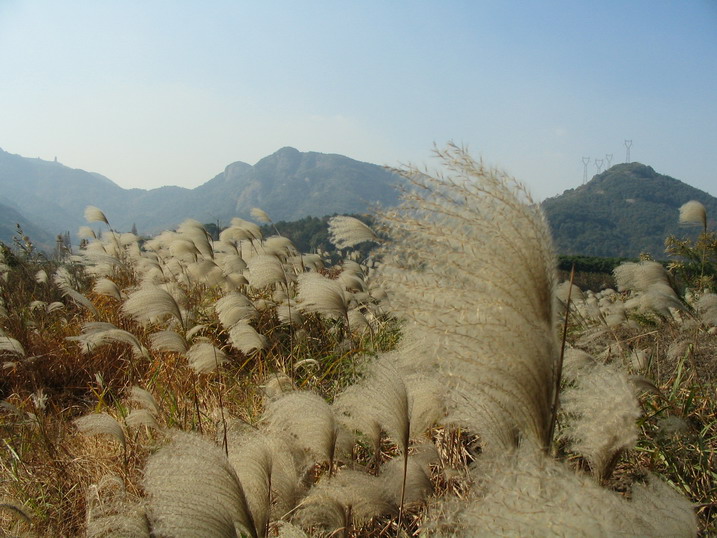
[543,164,717,258]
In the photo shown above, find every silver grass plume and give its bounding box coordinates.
[378,144,558,452]
[294,253,324,272]
[86,474,150,538]
[129,386,159,413]
[560,359,642,480]
[68,322,149,359]
[0,336,25,357]
[696,293,717,326]
[277,300,304,326]
[328,216,379,249]
[74,412,126,452]
[229,321,267,354]
[84,205,110,225]
[332,384,383,467]
[263,236,297,258]
[177,218,214,259]
[125,408,158,431]
[339,360,444,456]
[555,281,584,313]
[262,372,296,402]
[226,431,306,534]
[614,261,683,318]
[263,391,341,472]
[93,277,123,301]
[226,433,273,538]
[217,252,248,274]
[149,329,188,353]
[337,269,366,293]
[169,237,200,262]
[215,293,257,329]
[679,200,707,230]
[143,430,258,538]
[424,444,696,536]
[78,225,98,239]
[187,259,225,287]
[274,521,309,537]
[53,267,99,316]
[246,254,287,289]
[296,272,350,321]
[293,470,396,533]
[614,260,672,293]
[223,218,263,242]
[343,360,443,522]
[122,285,184,328]
[251,207,272,223]
[187,341,228,373]
[380,453,434,506]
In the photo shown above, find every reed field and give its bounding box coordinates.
[1,145,715,537]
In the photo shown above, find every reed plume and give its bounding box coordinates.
[85,475,150,538]
[92,277,123,301]
[378,143,558,452]
[177,219,214,259]
[560,358,641,481]
[215,293,257,329]
[143,431,258,538]
[425,444,697,536]
[53,267,99,316]
[263,391,342,474]
[187,341,228,374]
[122,285,185,328]
[68,321,149,359]
[679,200,707,231]
[296,272,350,323]
[74,412,126,453]
[229,321,267,355]
[328,216,379,249]
[84,205,110,226]
[246,255,287,289]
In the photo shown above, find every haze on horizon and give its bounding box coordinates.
[1,1,715,200]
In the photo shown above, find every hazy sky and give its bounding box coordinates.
[1,1,715,200]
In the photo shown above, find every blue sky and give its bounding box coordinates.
[1,0,715,200]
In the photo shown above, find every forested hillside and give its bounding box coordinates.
[543,163,717,258]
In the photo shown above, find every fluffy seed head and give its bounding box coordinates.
[678,200,707,229]
[328,216,378,249]
[74,413,126,451]
[84,206,109,225]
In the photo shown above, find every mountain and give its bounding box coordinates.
[3,147,713,260]
[0,147,402,242]
[542,163,717,258]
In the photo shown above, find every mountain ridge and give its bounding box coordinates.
[0,147,402,243]
[1,148,715,260]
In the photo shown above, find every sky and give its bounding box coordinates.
[1,0,715,201]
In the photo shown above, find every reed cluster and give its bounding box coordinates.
[1,146,714,536]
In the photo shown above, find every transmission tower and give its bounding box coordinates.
[582,157,591,184]
[605,153,613,168]
[624,140,632,163]
[595,158,604,174]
